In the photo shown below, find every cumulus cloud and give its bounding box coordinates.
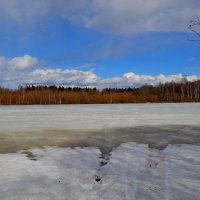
[24,70,199,88]
[99,73,199,88]
[0,55,198,89]
[0,55,42,88]
[0,0,199,34]
[25,69,100,86]
[0,55,40,71]
[0,55,199,88]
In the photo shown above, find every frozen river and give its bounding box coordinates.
[1,103,200,132]
[0,104,200,200]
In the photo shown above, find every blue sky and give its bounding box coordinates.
[0,0,200,88]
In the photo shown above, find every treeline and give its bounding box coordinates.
[1,80,200,105]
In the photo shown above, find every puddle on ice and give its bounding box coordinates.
[1,125,200,153]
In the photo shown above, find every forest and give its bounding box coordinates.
[0,79,200,105]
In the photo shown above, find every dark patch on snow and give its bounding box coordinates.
[99,151,111,167]
[22,151,38,161]
[95,175,102,183]
[98,138,115,167]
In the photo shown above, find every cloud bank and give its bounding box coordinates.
[0,55,199,89]
[0,0,199,34]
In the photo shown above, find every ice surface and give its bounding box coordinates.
[1,103,200,132]
[0,104,200,199]
[0,144,199,200]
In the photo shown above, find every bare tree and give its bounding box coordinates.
[188,17,200,41]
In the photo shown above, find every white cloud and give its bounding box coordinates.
[76,63,96,70]
[0,55,40,71]
[99,73,199,88]
[0,55,42,88]
[0,0,199,34]
[25,69,100,86]
[8,55,39,70]
[24,70,200,88]
[0,55,199,88]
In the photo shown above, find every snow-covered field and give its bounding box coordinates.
[0,104,200,200]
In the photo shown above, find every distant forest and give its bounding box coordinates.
[1,80,200,105]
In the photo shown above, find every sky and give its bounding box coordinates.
[0,0,200,89]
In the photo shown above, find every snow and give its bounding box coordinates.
[0,103,200,132]
[0,144,199,200]
[0,104,200,199]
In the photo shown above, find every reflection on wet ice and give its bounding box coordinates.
[0,143,199,200]
[95,143,200,200]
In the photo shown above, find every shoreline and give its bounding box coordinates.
[1,102,200,106]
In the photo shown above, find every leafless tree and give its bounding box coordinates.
[188,17,200,41]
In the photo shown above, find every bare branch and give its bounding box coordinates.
[188,17,200,41]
